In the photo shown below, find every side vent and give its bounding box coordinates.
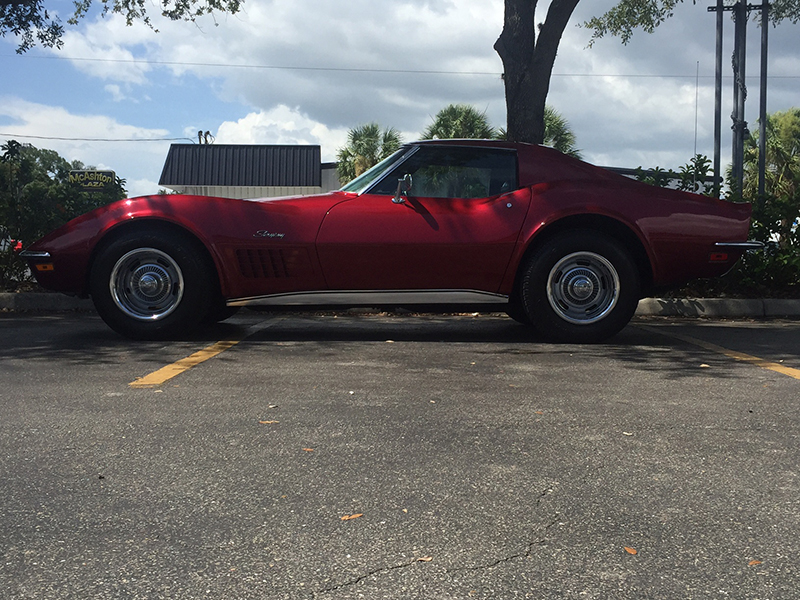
[237,248,293,279]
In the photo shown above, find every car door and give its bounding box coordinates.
[315,145,531,292]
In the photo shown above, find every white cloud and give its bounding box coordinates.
[54,17,155,84]
[0,97,168,140]
[126,178,164,197]
[213,105,349,161]
[52,0,507,133]
[104,84,126,102]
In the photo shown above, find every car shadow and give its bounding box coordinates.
[3,312,796,381]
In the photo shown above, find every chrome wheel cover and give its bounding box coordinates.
[547,251,620,325]
[109,248,184,321]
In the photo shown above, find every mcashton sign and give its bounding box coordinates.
[69,170,116,190]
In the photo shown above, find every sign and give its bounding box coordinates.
[69,170,116,191]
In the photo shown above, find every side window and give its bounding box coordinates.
[370,146,518,199]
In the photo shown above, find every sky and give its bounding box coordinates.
[1,0,799,197]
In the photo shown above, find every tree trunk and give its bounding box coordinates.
[495,0,580,145]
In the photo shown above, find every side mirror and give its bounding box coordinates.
[392,174,413,204]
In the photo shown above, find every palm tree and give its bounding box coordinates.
[743,108,800,200]
[498,106,581,158]
[336,123,403,184]
[422,104,496,140]
[542,106,581,159]
[741,108,800,251]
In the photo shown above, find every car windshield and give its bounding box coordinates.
[339,147,415,194]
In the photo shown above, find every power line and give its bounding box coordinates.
[5,53,799,79]
[0,132,195,142]
[4,54,503,76]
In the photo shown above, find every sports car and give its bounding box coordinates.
[20,139,759,342]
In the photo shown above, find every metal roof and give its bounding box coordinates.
[158,144,322,188]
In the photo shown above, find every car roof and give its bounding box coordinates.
[409,139,536,151]
[404,139,606,188]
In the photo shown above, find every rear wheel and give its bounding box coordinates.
[520,231,640,343]
[90,230,214,339]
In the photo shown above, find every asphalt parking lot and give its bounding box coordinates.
[1,310,799,599]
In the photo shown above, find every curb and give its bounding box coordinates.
[2,293,800,317]
[635,298,800,318]
[0,293,94,312]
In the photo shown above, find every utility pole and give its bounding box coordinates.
[707,1,770,197]
[732,0,748,194]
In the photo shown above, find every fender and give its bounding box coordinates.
[498,180,655,295]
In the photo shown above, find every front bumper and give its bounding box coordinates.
[19,250,52,259]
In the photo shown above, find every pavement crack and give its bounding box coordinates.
[447,514,561,574]
[312,558,426,597]
[314,490,559,594]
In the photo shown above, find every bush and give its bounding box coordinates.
[1,140,127,291]
[688,192,799,298]
[0,237,29,290]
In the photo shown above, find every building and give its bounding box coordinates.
[158,144,340,199]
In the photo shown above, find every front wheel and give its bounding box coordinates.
[520,231,641,343]
[90,230,214,339]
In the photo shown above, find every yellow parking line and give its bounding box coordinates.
[130,339,241,388]
[642,326,800,380]
[129,317,285,388]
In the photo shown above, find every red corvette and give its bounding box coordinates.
[21,140,758,342]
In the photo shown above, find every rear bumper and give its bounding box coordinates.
[714,241,764,251]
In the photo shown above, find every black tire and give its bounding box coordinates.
[505,294,531,325]
[520,230,640,343]
[89,229,214,339]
